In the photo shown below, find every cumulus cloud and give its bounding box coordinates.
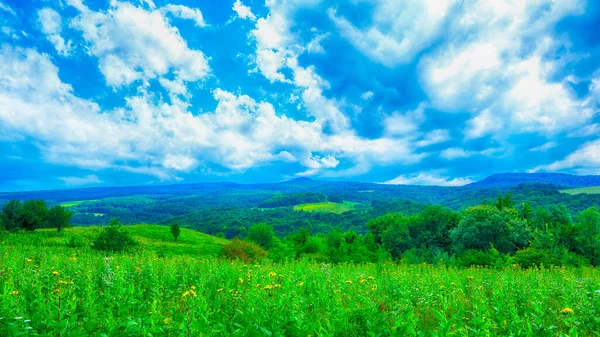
[69,0,210,89]
[0,46,426,180]
[529,141,557,152]
[233,0,256,21]
[160,4,206,27]
[383,171,473,186]
[59,174,102,186]
[37,8,71,56]
[329,0,457,67]
[535,139,600,174]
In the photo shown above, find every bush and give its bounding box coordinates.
[92,219,136,252]
[221,239,267,263]
[457,249,507,268]
[170,222,181,241]
[66,235,85,248]
[513,248,560,268]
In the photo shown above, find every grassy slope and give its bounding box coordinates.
[59,200,97,207]
[560,186,600,195]
[293,201,358,214]
[6,224,228,257]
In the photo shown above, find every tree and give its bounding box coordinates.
[19,200,49,231]
[47,205,72,236]
[92,218,136,252]
[451,205,530,254]
[247,223,275,249]
[170,222,181,241]
[573,207,600,266]
[1,200,23,231]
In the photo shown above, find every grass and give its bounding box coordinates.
[560,186,600,195]
[1,230,600,336]
[293,201,358,214]
[58,200,97,207]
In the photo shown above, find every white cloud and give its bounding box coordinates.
[529,141,557,152]
[69,1,210,89]
[160,4,206,27]
[360,91,374,101]
[59,174,102,186]
[416,129,450,147]
[233,0,256,21]
[535,139,600,174]
[329,0,457,67]
[37,8,72,56]
[0,46,426,180]
[419,0,593,138]
[440,147,471,160]
[383,103,425,136]
[383,172,473,186]
[568,123,600,138]
[307,32,328,54]
[0,2,15,16]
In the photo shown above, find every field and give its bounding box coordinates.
[293,201,358,214]
[58,200,97,207]
[2,227,600,336]
[560,186,600,195]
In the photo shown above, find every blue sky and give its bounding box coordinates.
[0,0,600,191]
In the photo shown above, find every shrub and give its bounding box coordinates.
[457,249,507,268]
[66,235,85,248]
[170,222,181,241]
[513,248,560,268]
[221,238,267,263]
[92,219,136,252]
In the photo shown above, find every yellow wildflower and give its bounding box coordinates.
[345,280,353,284]
[359,279,366,283]
[182,291,191,298]
[561,307,574,314]
[25,258,32,263]
[163,318,173,325]
[238,278,244,284]
[467,276,474,280]
[334,289,340,293]
[298,282,304,287]
[52,271,59,276]
[264,284,273,290]
[274,284,281,289]
[367,276,374,280]
[10,290,19,295]
[269,272,277,277]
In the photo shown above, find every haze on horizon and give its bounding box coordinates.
[1,0,600,192]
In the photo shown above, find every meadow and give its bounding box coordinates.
[2,227,600,336]
[560,186,600,195]
[293,201,358,214]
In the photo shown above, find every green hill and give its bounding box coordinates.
[3,224,228,257]
[293,201,358,214]
[560,186,600,195]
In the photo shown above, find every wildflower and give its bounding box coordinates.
[10,290,19,295]
[345,280,353,285]
[264,284,273,290]
[255,284,262,288]
[371,285,378,291]
[274,284,281,289]
[467,276,474,280]
[238,278,244,284]
[561,307,574,314]
[368,276,374,280]
[478,286,484,291]
[269,272,277,277]
[298,282,304,287]
[359,279,366,283]
[25,258,32,263]
[163,318,173,325]
[450,282,456,286]
[216,288,223,293]
[182,291,191,298]
[52,271,59,276]
[334,289,340,293]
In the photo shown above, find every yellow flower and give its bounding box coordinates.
[10,290,19,295]
[274,284,281,289]
[238,278,244,284]
[163,318,173,325]
[269,272,277,277]
[467,276,474,280]
[52,271,59,276]
[25,258,32,263]
[298,282,304,287]
[367,276,374,280]
[345,280,353,284]
[182,291,191,297]
[359,279,366,283]
[264,284,273,290]
[561,307,574,314]
[334,289,340,293]
[370,285,377,291]
[255,284,262,288]
[216,288,223,293]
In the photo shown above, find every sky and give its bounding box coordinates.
[0,0,600,191]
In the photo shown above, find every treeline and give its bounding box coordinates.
[0,200,72,235]
[233,195,600,267]
[257,192,327,208]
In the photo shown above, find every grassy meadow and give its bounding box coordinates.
[293,201,358,214]
[2,226,600,336]
[560,186,600,195]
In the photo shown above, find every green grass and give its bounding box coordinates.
[560,186,600,195]
[293,201,358,214]
[2,232,600,336]
[58,200,97,207]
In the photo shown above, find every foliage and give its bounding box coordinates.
[0,199,22,231]
[91,218,136,252]
[47,205,73,236]
[19,200,49,231]
[246,223,275,249]
[258,192,327,208]
[221,238,267,262]
[170,221,181,241]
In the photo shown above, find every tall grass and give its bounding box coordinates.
[2,229,600,336]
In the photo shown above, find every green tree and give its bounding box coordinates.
[19,200,49,231]
[573,207,600,266]
[47,205,72,236]
[451,205,530,254]
[0,200,23,231]
[92,218,136,252]
[247,223,275,249]
[170,222,181,241]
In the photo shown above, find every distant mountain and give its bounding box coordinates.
[469,173,600,188]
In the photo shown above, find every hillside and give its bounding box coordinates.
[2,224,228,257]
[468,173,600,188]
